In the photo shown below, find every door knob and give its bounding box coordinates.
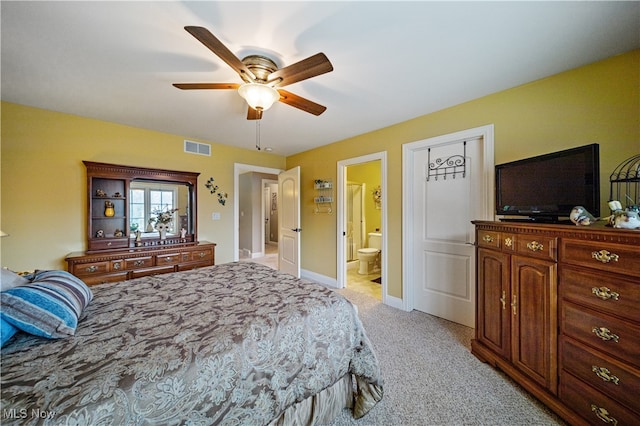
[291,228,302,232]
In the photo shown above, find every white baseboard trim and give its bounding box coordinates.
[301,269,338,288]
[383,294,407,311]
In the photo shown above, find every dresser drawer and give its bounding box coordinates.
[560,371,639,426]
[130,266,176,279]
[176,261,211,272]
[561,239,640,277]
[81,272,128,286]
[124,256,154,270]
[88,238,129,251]
[560,265,640,323]
[562,302,640,368]
[514,235,557,261]
[184,248,214,263]
[72,261,110,277]
[477,230,503,249]
[154,252,181,266]
[560,336,640,413]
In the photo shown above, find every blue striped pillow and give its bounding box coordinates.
[1,318,18,347]
[0,270,93,339]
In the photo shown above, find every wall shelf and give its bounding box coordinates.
[314,179,333,214]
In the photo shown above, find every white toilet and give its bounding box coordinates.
[357,232,382,275]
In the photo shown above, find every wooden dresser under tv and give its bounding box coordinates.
[472,220,639,426]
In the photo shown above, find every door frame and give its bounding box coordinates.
[401,125,495,311]
[337,151,388,303]
[233,163,283,261]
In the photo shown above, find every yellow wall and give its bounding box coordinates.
[287,50,639,299]
[0,103,285,270]
[2,50,638,297]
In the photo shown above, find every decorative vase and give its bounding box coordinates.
[158,227,167,240]
[104,201,115,217]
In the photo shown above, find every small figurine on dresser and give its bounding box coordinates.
[569,206,597,226]
[612,210,640,229]
[605,200,640,229]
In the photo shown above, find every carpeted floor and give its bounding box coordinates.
[326,288,565,426]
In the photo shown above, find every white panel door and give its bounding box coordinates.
[413,137,484,327]
[278,167,300,277]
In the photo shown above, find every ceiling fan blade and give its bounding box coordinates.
[277,89,327,116]
[247,107,263,120]
[184,26,256,82]
[267,53,333,87]
[173,83,240,90]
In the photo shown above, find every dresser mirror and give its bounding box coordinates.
[129,181,192,238]
[83,161,200,252]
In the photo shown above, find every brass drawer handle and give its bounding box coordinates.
[199,252,206,258]
[163,256,174,262]
[526,241,543,252]
[590,404,618,425]
[134,260,145,266]
[591,287,620,301]
[86,265,98,273]
[113,262,121,270]
[482,234,494,243]
[591,366,620,385]
[592,250,619,264]
[592,327,619,343]
[511,294,517,316]
[504,237,513,248]
[500,290,506,310]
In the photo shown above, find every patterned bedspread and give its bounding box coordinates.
[0,262,382,425]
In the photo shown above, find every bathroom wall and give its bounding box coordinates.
[346,160,382,247]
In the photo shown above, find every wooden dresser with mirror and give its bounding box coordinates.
[66,161,215,285]
[472,221,639,425]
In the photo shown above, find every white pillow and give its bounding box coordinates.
[1,268,29,291]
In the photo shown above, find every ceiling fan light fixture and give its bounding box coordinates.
[238,83,280,111]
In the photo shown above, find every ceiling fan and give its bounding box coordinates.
[173,26,334,120]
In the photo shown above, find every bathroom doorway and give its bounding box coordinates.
[337,152,387,302]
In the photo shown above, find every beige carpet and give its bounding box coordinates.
[326,288,565,426]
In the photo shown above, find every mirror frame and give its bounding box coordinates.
[83,161,200,247]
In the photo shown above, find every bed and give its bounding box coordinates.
[0,262,383,425]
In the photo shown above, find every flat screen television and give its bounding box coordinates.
[496,143,600,223]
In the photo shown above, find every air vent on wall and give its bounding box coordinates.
[184,140,211,156]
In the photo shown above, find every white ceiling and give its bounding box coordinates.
[2,1,639,156]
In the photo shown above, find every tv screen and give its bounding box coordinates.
[496,144,600,222]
